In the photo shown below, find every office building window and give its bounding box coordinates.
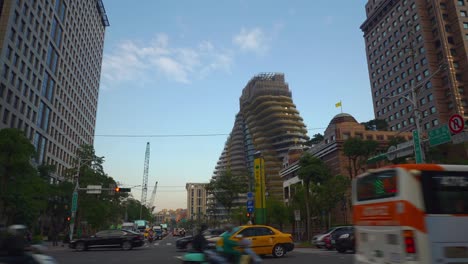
[432,119,439,126]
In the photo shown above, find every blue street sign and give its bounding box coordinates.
[247,200,254,213]
[247,192,253,199]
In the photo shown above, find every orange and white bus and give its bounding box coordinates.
[352,164,468,264]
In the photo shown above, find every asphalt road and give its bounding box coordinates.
[46,235,353,264]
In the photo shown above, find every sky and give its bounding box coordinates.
[94,0,374,211]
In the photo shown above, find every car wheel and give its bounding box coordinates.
[122,241,133,251]
[75,241,86,252]
[336,246,346,253]
[272,244,285,258]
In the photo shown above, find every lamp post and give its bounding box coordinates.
[384,63,447,163]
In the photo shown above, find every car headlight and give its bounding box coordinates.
[339,233,349,239]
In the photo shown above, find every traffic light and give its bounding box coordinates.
[66,216,71,222]
[246,213,251,218]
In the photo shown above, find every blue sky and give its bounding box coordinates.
[94,0,374,210]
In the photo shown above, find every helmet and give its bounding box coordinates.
[200,224,208,232]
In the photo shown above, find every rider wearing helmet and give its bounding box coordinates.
[192,224,208,252]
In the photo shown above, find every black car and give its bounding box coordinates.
[175,229,224,250]
[333,227,355,253]
[69,229,145,251]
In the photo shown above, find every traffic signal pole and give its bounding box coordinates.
[68,156,131,241]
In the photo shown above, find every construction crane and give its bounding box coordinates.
[140,142,150,219]
[149,181,158,212]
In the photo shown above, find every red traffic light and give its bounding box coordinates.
[246,213,251,217]
[115,187,120,192]
[66,216,71,221]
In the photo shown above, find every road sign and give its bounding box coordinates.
[247,200,254,213]
[452,131,468,144]
[294,210,301,221]
[429,124,452,146]
[386,145,397,161]
[413,130,423,164]
[86,185,102,194]
[449,114,465,134]
[247,192,253,199]
[71,192,78,213]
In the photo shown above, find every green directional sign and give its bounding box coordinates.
[71,192,78,213]
[429,124,452,147]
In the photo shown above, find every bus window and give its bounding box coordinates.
[421,172,468,214]
[357,170,398,201]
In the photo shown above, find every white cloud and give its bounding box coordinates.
[233,27,269,54]
[101,34,233,87]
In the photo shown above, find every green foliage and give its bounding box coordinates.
[297,153,331,241]
[206,170,248,218]
[297,153,329,185]
[266,197,289,230]
[0,128,47,227]
[361,119,389,131]
[306,133,324,146]
[343,137,379,178]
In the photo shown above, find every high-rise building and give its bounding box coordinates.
[361,0,468,132]
[208,73,309,219]
[0,0,109,180]
[186,183,208,221]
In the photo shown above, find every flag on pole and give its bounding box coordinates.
[335,101,343,113]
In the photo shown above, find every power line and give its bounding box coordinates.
[94,128,327,138]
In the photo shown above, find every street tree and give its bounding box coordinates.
[266,197,289,231]
[297,153,330,242]
[206,170,248,219]
[0,128,50,227]
[312,175,350,228]
[343,137,379,179]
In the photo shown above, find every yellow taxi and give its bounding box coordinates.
[215,224,294,258]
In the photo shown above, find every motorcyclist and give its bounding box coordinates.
[191,224,208,252]
[218,224,241,263]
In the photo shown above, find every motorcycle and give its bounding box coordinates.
[179,238,261,264]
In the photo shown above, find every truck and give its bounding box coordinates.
[134,220,149,232]
[121,222,137,232]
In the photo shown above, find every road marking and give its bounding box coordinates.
[166,243,172,246]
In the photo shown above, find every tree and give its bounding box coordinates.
[306,133,324,146]
[360,119,389,131]
[343,137,379,179]
[312,175,350,228]
[0,128,49,227]
[206,170,248,219]
[266,197,289,231]
[297,153,330,242]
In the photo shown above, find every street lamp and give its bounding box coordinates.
[384,63,447,163]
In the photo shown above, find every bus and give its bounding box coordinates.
[352,164,468,264]
[134,220,149,232]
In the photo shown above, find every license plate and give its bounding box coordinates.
[331,239,335,244]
